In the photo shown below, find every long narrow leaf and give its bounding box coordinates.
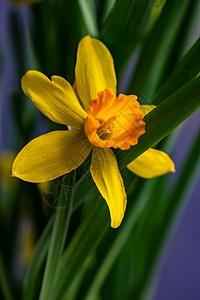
[153,37,200,104]
[127,126,200,300]
[39,172,76,300]
[83,178,150,300]
[128,0,191,99]
[22,218,53,300]
[156,0,200,92]
[48,193,109,300]
[117,76,200,168]
[101,0,156,72]
[77,0,99,36]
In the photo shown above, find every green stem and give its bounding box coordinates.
[39,171,76,300]
[0,248,14,300]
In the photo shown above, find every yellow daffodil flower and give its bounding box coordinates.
[12,36,175,228]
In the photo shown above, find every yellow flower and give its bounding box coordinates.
[12,36,175,228]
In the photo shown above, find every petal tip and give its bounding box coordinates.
[169,159,176,173]
[171,165,176,173]
[111,211,125,228]
[111,225,119,229]
[111,210,126,229]
[111,220,122,229]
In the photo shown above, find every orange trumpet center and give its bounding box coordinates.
[84,88,145,150]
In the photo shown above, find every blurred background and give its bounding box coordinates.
[0,1,200,299]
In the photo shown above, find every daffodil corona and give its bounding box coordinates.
[12,36,175,228]
[84,88,145,150]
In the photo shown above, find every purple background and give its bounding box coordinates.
[0,1,200,299]
[154,111,200,300]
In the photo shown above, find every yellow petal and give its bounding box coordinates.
[127,148,175,179]
[90,147,127,228]
[75,36,117,111]
[22,70,87,128]
[12,130,92,183]
[140,105,156,116]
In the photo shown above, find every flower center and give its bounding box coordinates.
[97,117,116,140]
[84,88,145,150]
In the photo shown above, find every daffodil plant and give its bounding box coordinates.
[12,36,174,227]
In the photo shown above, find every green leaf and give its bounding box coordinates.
[126,126,200,300]
[128,0,192,99]
[39,172,76,300]
[48,193,110,300]
[156,0,200,92]
[61,254,95,300]
[83,178,149,300]
[22,170,95,300]
[98,0,116,23]
[49,173,143,300]
[101,0,156,72]
[31,0,91,78]
[152,37,200,104]
[31,1,53,74]
[164,127,200,223]
[77,0,99,37]
[73,173,94,212]
[80,133,175,299]
[84,127,200,300]
[22,218,53,300]
[22,172,93,300]
[145,0,166,34]
[53,0,88,79]
[122,176,170,299]
[107,177,168,300]
[117,76,200,169]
